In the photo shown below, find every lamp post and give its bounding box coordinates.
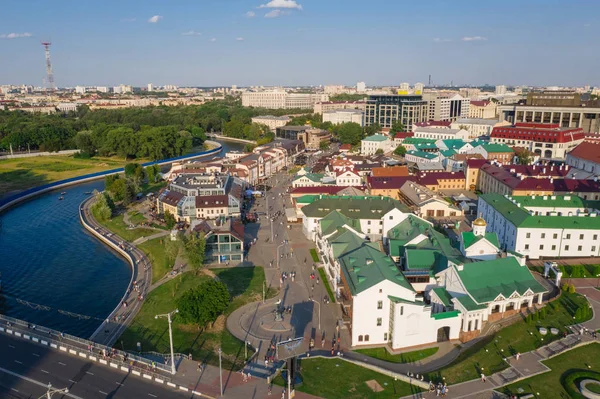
[155,309,179,375]
[277,242,286,269]
[41,383,68,399]
[219,347,223,397]
[311,298,321,331]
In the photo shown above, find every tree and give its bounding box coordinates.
[334,122,363,145]
[124,162,143,178]
[390,120,405,133]
[91,191,112,221]
[319,140,330,151]
[515,148,534,165]
[562,283,569,292]
[183,232,206,270]
[122,180,137,206]
[364,123,382,136]
[569,284,576,294]
[244,143,256,152]
[73,130,96,156]
[375,149,384,155]
[176,280,230,327]
[145,165,157,184]
[394,145,407,156]
[108,178,127,202]
[164,210,176,230]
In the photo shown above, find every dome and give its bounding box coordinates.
[473,217,487,226]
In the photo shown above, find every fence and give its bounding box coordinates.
[0,149,80,160]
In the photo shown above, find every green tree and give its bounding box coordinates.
[334,122,363,145]
[176,280,230,327]
[108,178,127,202]
[73,130,96,156]
[164,210,176,229]
[104,174,120,192]
[122,180,137,206]
[124,162,142,178]
[319,141,330,150]
[145,165,156,184]
[375,148,384,155]
[364,123,382,136]
[390,120,405,133]
[394,145,407,156]
[569,284,576,294]
[91,191,112,221]
[183,232,206,271]
[515,148,534,165]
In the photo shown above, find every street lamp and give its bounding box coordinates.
[218,347,223,397]
[41,383,68,399]
[155,309,179,375]
[277,242,286,269]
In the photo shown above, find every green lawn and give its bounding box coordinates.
[310,248,319,262]
[502,343,600,398]
[118,267,277,369]
[426,292,592,384]
[354,346,439,364]
[318,268,335,303]
[93,210,156,242]
[273,357,422,399]
[0,155,131,197]
[530,264,600,279]
[138,238,177,284]
[128,211,147,225]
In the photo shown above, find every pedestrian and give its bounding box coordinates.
[281,390,285,399]
[481,373,486,382]
[516,352,520,361]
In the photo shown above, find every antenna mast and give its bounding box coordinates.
[41,41,55,92]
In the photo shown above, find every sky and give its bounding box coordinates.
[1,0,599,88]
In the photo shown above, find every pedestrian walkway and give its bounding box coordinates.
[133,230,170,245]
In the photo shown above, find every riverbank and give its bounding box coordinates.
[206,133,257,145]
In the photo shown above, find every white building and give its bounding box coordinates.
[242,90,329,109]
[335,169,362,187]
[96,86,109,93]
[423,93,471,122]
[75,86,86,94]
[398,82,410,94]
[478,193,600,259]
[56,103,78,113]
[356,81,366,93]
[495,85,507,96]
[405,150,441,164]
[251,115,291,131]
[414,127,470,141]
[147,83,153,92]
[565,141,600,176]
[324,85,346,95]
[113,84,132,94]
[323,109,364,126]
[361,134,394,155]
[414,83,424,95]
[450,118,510,139]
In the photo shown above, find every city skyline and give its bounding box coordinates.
[1,0,599,87]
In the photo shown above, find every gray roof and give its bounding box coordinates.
[454,118,500,126]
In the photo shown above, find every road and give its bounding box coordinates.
[0,333,192,399]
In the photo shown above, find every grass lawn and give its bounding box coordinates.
[354,346,439,364]
[529,264,600,279]
[273,357,422,399]
[426,292,592,384]
[93,210,156,242]
[128,211,147,225]
[318,268,335,303]
[0,155,130,197]
[138,237,177,284]
[118,267,277,369]
[501,343,600,398]
[310,248,319,262]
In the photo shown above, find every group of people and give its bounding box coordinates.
[428,382,448,396]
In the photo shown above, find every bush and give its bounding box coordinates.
[569,284,576,294]
[176,280,230,327]
[310,248,319,263]
[562,370,600,399]
[562,283,570,292]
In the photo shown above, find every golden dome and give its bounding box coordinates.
[473,217,487,226]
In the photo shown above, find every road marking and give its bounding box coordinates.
[59,362,67,366]
[8,345,15,348]
[86,371,94,375]
[0,366,84,399]
[99,390,108,395]
[41,369,50,374]
[11,388,19,393]
[69,379,77,383]
[148,394,157,398]
[116,382,125,386]
[32,353,40,357]
[14,360,22,364]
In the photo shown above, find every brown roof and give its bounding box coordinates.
[161,190,184,206]
[371,166,409,177]
[195,195,229,208]
[470,100,491,107]
[567,141,600,164]
[451,153,484,161]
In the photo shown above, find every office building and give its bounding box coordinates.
[364,94,428,129]
[251,115,291,131]
[495,85,507,96]
[423,93,471,122]
[147,83,153,92]
[323,109,364,126]
[468,100,497,119]
[242,90,329,109]
[314,101,366,114]
[75,86,86,94]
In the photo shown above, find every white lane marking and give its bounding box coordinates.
[86,371,94,375]
[69,379,77,383]
[59,362,67,366]
[148,394,157,398]
[99,390,108,395]
[41,369,50,374]
[116,382,125,386]
[0,366,84,399]
[32,353,40,357]
[14,360,22,364]
[11,388,19,393]
[8,345,15,348]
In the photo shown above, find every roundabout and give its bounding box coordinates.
[580,379,600,399]
[238,300,315,341]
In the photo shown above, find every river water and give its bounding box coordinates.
[0,140,243,338]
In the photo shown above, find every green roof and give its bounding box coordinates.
[363,134,389,142]
[415,142,438,150]
[296,194,320,204]
[440,139,468,150]
[319,210,362,236]
[509,195,598,209]
[440,149,457,158]
[294,172,324,182]
[454,295,488,311]
[405,249,448,275]
[403,137,436,145]
[431,310,461,320]
[301,195,410,219]
[388,295,421,305]
[407,150,439,160]
[480,194,600,230]
[462,232,500,249]
[478,143,514,153]
[456,257,547,304]
[432,287,453,307]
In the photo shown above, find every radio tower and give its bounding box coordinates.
[41,41,55,92]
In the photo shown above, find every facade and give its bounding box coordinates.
[468,100,497,119]
[313,101,366,114]
[364,94,428,129]
[335,169,362,187]
[478,194,600,259]
[490,123,585,159]
[398,181,462,218]
[361,134,394,155]
[251,115,291,130]
[470,143,514,163]
[194,220,245,264]
[565,141,600,176]
[323,109,364,126]
[242,90,329,109]
[298,128,332,150]
[414,127,470,141]
[423,93,471,122]
[498,102,600,133]
[450,118,510,139]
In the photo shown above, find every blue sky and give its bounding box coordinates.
[1,0,599,87]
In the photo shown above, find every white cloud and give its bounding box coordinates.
[264,9,291,18]
[259,0,302,10]
[246,11,256,17]
[433,38,452,43]
[121,18,136,22]
[148,15,163,23]
[209,37,217,42]
[0,32,32,39]
[462,36,487,42]
[236,37,245,41]
[182,30,202,36]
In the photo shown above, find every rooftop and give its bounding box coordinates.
[567,141,600,164]
[454,118,499,126]
[477,143,515,153]
[407,150,439,160]
[461,231,500,249]
[301,195,410,219]
[363,134,390,142]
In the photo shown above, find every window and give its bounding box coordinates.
[552,245,556,251]
[377,318,382,326]
[368,229,371,233]
[553,233,558,239]
[384,333,388,341]
[367,221,371,225]
[580,234,584,240]
[578,246,583,251]
[358,335,363,342]
[565,245,570,251]
[566,234,571,239]
[377,301,383,310]
[389,215,393,220]
[539,245,544,250]
[526,233,531,238]
[541,233,545,239]
[525,244,529,250]
[379,289,382,293]
[400,306,404,316]
[364,335,370,342]
[595,235,598,240]
[593,246,597,252]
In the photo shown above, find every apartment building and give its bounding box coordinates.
[423,93,470,122]
[313,101,366,114]
[323,109,364,126]
[364,94,428,129]
[251,115,291,130]
[242,90,329,109]
[361,134,395,155]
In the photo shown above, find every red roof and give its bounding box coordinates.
[394,132,414,139]
[195,195,228,208]
[339,144,352,150]
[466,159,488,169]
[470,100,491,107]
[567,141,600,164]
[491,125,585,144]
[515,122,560,129]
[414,121,452,128]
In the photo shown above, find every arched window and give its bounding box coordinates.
[364,335,370,342]
[358,335,363,342]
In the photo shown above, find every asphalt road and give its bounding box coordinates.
[0,334,192,399]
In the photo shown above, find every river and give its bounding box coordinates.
[0,140,244,338]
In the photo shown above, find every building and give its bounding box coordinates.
[371,166,409,178]
[276,125,310,140]
[423,93,470,122]
[413,121,452,130]
[356,82,366,93]
[414,127,470,141]
[292,173,325,188]
[490,123,585,159]
[96,86,109,93]
[251,115,291,131]
[566,141,600,176]
[418,171,466,191]
[193,219,245,264]
[495,85,507,96]
[298,128,332,150]
[405,150,441,164]
[470,143,514,163]
[361,134,394,155]
[241,90,329,109]
[324,85,346,95]
[459,218,500,261]
[335,169,362,186]
[75,86,86,94]
[398,181,462,219]
[323,109,364,126]
[450,118,510,139]
[147,83,153,92]
[367,176,416,200]
[314,101,366,114]
[364,94,428,129]
[468,100,497,119]
[56,103,77,113]
[478,194,600,259]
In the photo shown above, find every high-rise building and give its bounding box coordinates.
[422,92,470,122]
[75,86,86,94]
[96,86,109,93]
[398,82,410,95]
[356,81,366,93]
[147,83,153,92]
[364,94,427,128]
[414,83,424,95]
[495,85,507,96]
